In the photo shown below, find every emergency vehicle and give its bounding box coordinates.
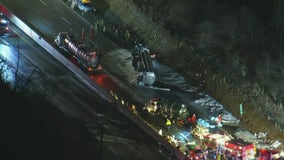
[258,149,281,160]
[192,124,210,140]
[224,139,256,160]
[70,0,95,14]
[203,133,231,150]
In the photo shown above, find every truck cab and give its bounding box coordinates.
[258,149,280,160]
[77,0,94,14]
[192,124,210,140]
[224,139,255,160]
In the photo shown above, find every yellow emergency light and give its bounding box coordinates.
[81,0,91,3]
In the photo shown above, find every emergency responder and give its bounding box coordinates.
[125,29,130,42]
[81,28,85,41]
[166,118,172,131]
[89,26,93,39]
[94,21,99,32]
[191,114,197,126]
[218,114,222,126]
[102,25,106,33]
[178,119,184,125]
[114,25,119,36]
[187,116,192,123]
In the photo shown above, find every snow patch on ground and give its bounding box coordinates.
[152,59,198,93]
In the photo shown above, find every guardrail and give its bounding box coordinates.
[0,3,113,103]
[0,3,189,160]
[111,92,189,160]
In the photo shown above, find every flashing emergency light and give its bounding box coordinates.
[81,0,91,3]
[0,19,8,24]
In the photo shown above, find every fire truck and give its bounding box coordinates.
[203,133,231,150]
[54,32,101,73]
[258,149,281,160]
[224,139,256,160]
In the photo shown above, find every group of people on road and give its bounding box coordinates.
[165,113,198,131]
[92,18,136,48]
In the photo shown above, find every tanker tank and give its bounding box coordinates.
[55,32,101,72]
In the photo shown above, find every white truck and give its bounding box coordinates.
[70,0,96,15]
[132,44,156,86]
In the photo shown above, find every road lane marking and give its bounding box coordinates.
[43,19,52,28]
[40,0,47,6]
[127,143,135,150]
[0,38,10,46]
[104,124,111,130]
[108,146,119,156]
[57,0,95,28]
[61,16,71,26]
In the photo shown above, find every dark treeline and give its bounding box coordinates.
[146,0,284,102]
[128,0,284,133]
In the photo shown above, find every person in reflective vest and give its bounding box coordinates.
[218,114,222,126]
[166,118,172,131]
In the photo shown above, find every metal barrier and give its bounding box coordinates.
[0,3,189,159]
[0,3,113,103]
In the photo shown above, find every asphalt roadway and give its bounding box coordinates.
[0,1,248,160]
[0,7,170,160]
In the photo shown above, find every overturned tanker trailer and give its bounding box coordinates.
[54,32,102,73]
[132,43,156,86]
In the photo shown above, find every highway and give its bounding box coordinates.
[0,1,219,159]
[2,0,273,160]
[0,1,170,160]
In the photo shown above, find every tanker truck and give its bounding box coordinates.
[132,43,156,86]
[54,32,101,73]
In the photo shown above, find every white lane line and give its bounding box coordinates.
[61,16,71,26]
[127,143,135,150]
[43,19,52,28]
[104,124,111,130]
[108,146,119,156]
[40,0,47,6]
[0,38,10,46]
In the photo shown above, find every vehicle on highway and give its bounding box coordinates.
[258,149,281,160]
[224,139,255,160]
[203,133,231,151]
[54,32,102,73]
[192,123,210,140]
[78,0,93,13]
[132,43,156,86]
[188,149,206,160]
[75,0,95,14]
[0,12,9,36]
